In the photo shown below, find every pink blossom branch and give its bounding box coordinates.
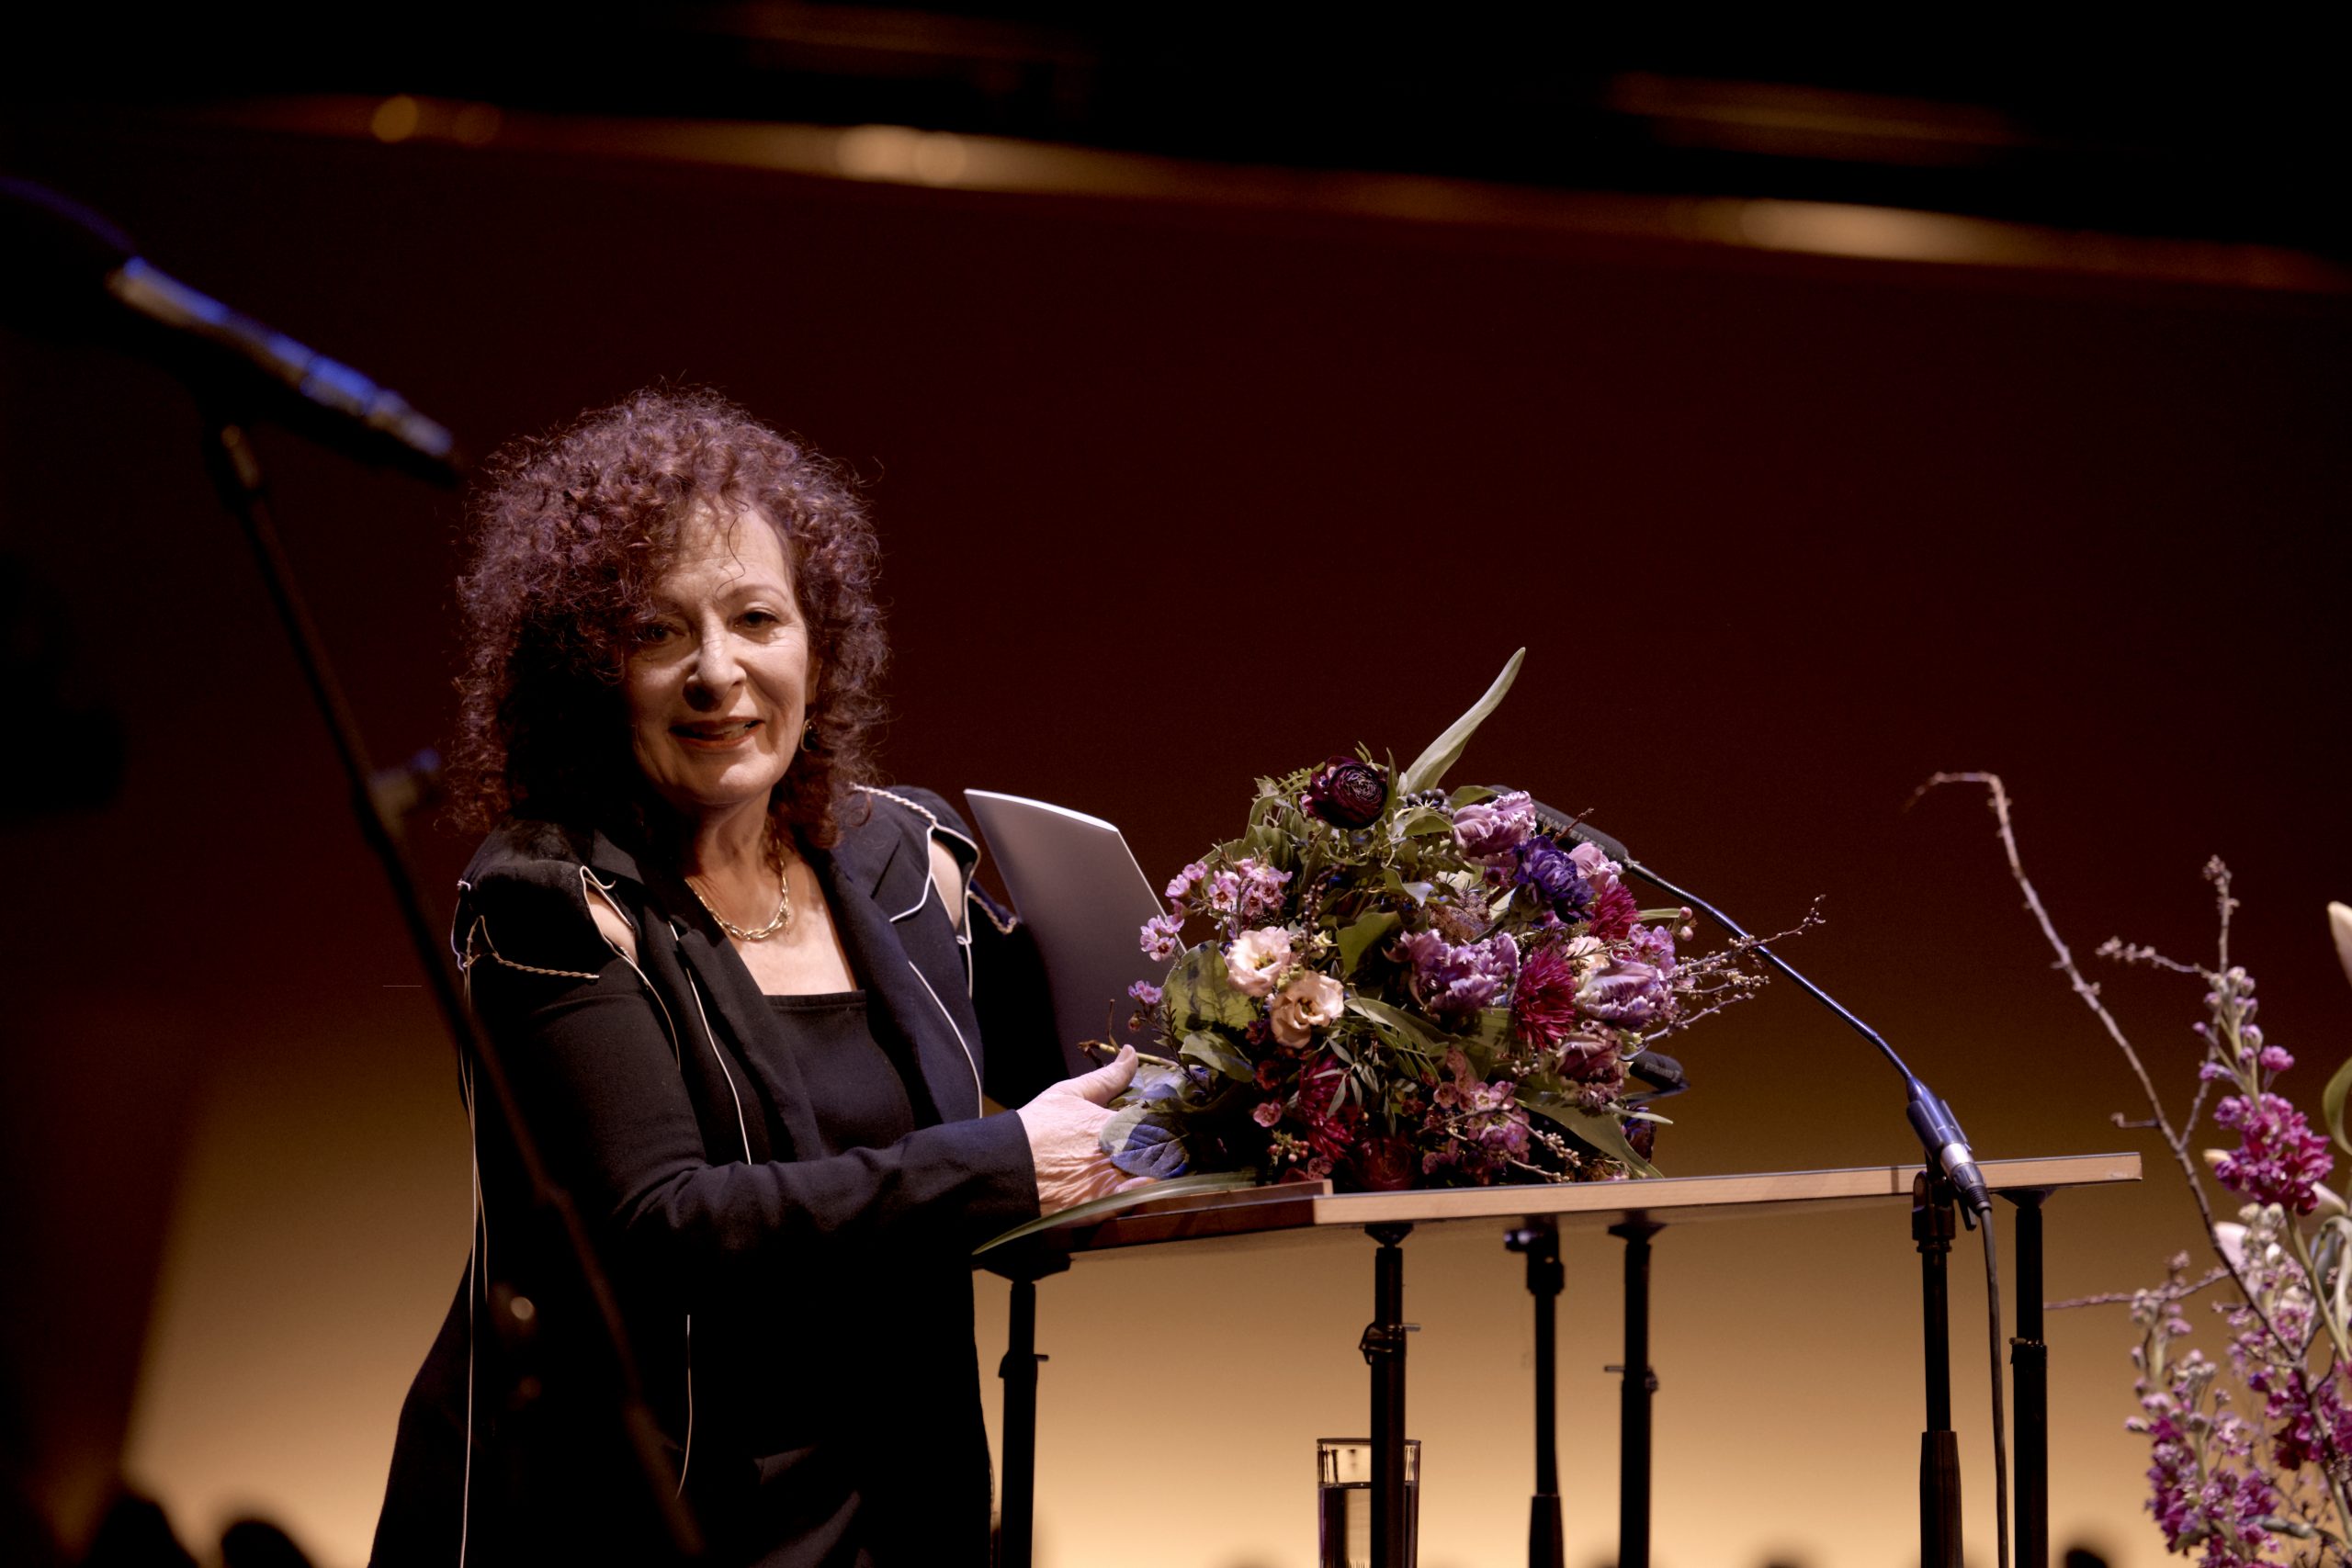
[2046,1265,2233,1313]
[1918,772,2352,1528]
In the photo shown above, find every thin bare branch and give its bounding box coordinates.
[2048,1265,2233,1312]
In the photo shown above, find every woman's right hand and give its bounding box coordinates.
[1014,1046,1140,1215]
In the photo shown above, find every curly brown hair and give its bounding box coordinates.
[448,387,887,849]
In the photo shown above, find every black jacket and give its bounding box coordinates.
[370,786,1057,1567]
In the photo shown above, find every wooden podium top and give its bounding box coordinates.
[1040,1152,2141,1258]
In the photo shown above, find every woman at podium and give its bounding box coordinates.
[369,387,1132,1566]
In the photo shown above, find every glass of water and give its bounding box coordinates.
[1317,1438,1419,1568]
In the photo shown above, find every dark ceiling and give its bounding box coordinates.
[14,4,2348,259]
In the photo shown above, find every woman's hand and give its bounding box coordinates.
[1015,1046,1140,1216]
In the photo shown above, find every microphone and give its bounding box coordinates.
[0,177,461,486]
[1530,797,1994,1216]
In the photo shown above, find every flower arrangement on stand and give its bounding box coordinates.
[1098,651,1772,1191]
[1928,771,2352,1565]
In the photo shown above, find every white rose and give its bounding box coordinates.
[1226,927,1295,997]
[1271,971,1348,1048]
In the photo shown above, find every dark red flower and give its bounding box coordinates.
[1585,878,1642,943]
[1304,756,1388,829]
[1295,1054,1362,1159]
[1510,941,1583,1051]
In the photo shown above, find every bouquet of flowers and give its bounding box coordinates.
[1100,651,1769,1191]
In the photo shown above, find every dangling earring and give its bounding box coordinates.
[800,716,820,752]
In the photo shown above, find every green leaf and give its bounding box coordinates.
[1162,942,1261,1032]
[1448,784,1497,808]
[973,1170,1265,1256]
[1393,806,1453,838]
[1181,1030,1257,1082]
[1245,821,1287,863]
[2324,1053,2352,1157]
[1336,910,1401,976]
[1521,1093,1664,1179]
[1398,649,1526,795]
[1348,995,1448,1055]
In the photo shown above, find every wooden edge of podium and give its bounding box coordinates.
[1058,1151,2142,1253]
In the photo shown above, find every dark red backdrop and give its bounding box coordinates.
[3,108,2346,1562]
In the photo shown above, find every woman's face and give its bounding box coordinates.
[624,504,815,829]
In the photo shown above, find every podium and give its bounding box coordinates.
[985,1151,2140,1568]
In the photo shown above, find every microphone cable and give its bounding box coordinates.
[1983,1209,2012,1568]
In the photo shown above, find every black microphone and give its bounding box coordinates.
[0,177,461,486]
[1529,797,1994,1216]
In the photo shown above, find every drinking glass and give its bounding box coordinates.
[1316,1438,1419,1568]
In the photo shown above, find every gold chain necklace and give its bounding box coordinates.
[688,841,795,942]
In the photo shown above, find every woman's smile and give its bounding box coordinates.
[670,716,765,749]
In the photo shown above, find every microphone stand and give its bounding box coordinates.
[198,411,700,1561]
[1531,803,1988,1563]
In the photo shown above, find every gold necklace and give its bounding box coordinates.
[688,842,794,942]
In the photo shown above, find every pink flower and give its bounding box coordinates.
[1138,912,1184,962]
[1452,791,1536,859]
[1555,1032,1625,1090]
[1251,1099,1283,1128]
[1271,971,1348,1048]
[1164,861,1208,902]
[1234,857,1293,922]
[1577,958,1673,1031]
[1226,926,1295,997]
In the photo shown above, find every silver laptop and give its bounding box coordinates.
[963,790,1170,1061]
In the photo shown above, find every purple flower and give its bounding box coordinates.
[1138,913,1185,963]
[1512,837,1590,914]
[1453,791,1536,859]
[1127,979,1164,1007]
[1303,756,1389,829]
[1394,928,1520,1019]
[2211,1092,2334,1213]
[1576,958,1672,1031]
[1625,922,1679,975]
[1164,861,1208,902]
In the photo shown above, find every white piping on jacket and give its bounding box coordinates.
[680,964,754,1165]
[582,871,759,1503]
[458,1008,481,1568]
[906,959,984,1113]
[852,784,986,998]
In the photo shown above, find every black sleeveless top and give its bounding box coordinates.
[758,992,916,1156]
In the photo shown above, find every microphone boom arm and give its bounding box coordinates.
[1531,801,1993,1216]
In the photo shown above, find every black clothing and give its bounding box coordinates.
[369,787,1062,1568]
[759,993,917,1157]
